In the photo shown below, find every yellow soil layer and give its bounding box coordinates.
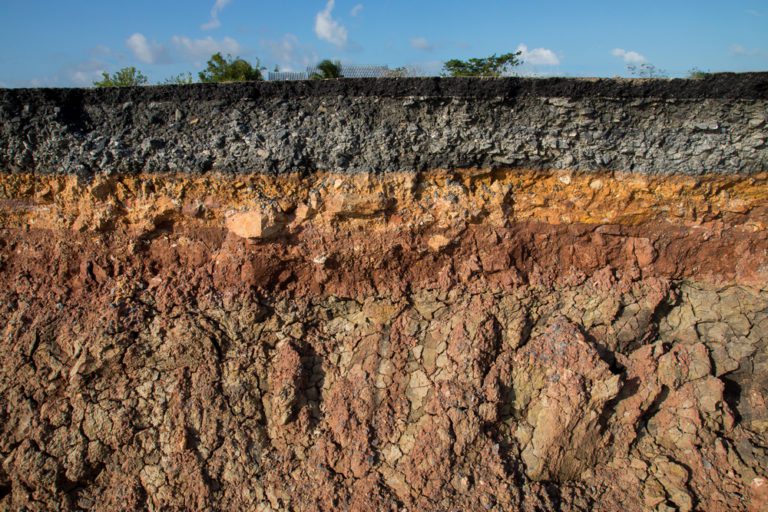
[1,169,766,235]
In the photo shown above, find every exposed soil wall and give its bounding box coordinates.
[1,75,767,511]
[2,74,767,176]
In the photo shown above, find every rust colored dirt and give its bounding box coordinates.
[1,170,767,511]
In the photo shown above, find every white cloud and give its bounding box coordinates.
[91,44,112,57]
[315,0,348,48]
[126,33,170,64]
[263,34,318,72]
[516,44,559,65]
[201,0,232,30]
[350,4,363,17]
[14,58,115,87]
[730,44,748,55]
[410,37,434,52]
[71,71,98,86]
[172,35,241,61]
[730,44,768,58]
[611,48,646,64]
[67,60,107,86]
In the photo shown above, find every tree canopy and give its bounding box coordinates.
[198,53,264,83]
[93,67,148,87]
[310,60,343,80]
[442,52,523,77]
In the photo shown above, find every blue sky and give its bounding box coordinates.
[0,0,766,86]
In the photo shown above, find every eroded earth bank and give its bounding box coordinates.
[1,76,767,511]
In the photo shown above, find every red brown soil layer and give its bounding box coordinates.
[2,218,767,299]
[1,170,767,511]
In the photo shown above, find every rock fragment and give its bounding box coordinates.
[226,206,287,239]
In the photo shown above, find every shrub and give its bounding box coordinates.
[627,63,668,78]
[161,72,195,85]
[386,66,410,78]
[687,67,712,80]
[93,67,148,87]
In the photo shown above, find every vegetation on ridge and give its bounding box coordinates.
[93,67,148,87]
[310,59,343,80]
[198,52,264,83]
[92,51,727,87]
[441,52,523,77]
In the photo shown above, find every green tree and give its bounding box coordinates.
[93,67,148,87]
[310,59,343,79]
[442,52,523,77]
[198,53,264,83]
[161,72,194,85]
